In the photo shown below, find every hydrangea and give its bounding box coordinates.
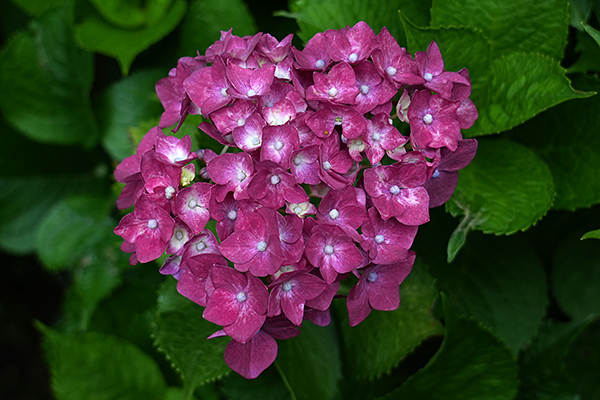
[113,22,478,379]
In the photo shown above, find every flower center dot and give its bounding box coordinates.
[221,88,228,97]
[188,199,198,209]
[165,186,175,199]
[237,118,246,127]
[390,185,400,195]
[257,241,268,252]
[372,132,381,142]
[315,59,325,69]
[251,137,260,145]
[237,291,247,302]
[334,116,343,126]
[175,231,184,240]
[328,209,340,219]
[147,219,158,229]
[322,161,332,170]
[271,175,281,185]
[196,242,206,252]
[423,113,433,125]
[360,84,370,95]
[280,265,294,273]
[247,89,256,97]
[349,53,358,63]
[328,87,338,97]
[293,157,302,166]
[367,271,378,282]
[424,72,433,82]
[432,169,440,178]
[375,234,385,244]
[228,210,237,220]
[386,66,397,76]
[237,170,247,181]
[293,206,303,214]
[282,281,293,292]
[274,140,284,151]
[323,244,334,254]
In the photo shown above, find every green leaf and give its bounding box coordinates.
[154,278,230,398]
[401,13,590,136]
[581,229,600,240]
[276,320,342,400]
[96,68,165,161]
[552,231,600,319]
[582,22,600,48]
[564,318,600,400]
[430,0,569,61]
[75,0,187,74]
[8,0,62,17]
[567,29,600,74]
[0,6,100,146]
[430,232,548,354]
[220,366,291,400]
[446,138,555,235]
[35,195,114,271]
[88,0,174,29]
[569,0,592,29]
[508,91,600,211]
[516,318,595,400]
[39,324,168,400]
[379,294,518,400]
[287,0,412,45]
[179,0,257,57]
[335,261,443,379]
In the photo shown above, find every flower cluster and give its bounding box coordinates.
[114,21,478,379]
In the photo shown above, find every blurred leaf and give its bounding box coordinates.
[75,0,187,74]
[430,0,569,61]
[154,278,230,398]
[552,231,600,319]
[35,195,114,271]
[431,233,548,354]
[39,324,168,400]
[581,229,600,240]
[582,22,600,48]
[335,260,443,379]
[89,0,174,29]
[508,90,600,211]
[564,318,600,400]
[401,14,590,136]
[96,68,165,161]
[379,294,518,400]
[179,0,257,57]
[276,320,342,400]
[0,6,100,146]
[286,0,419,45]
[567,30,600,74]
[220,366,291,400]
[8,0,62,17]
[516,318,595,400]
[569,0,592,29]
[446,138,555,236]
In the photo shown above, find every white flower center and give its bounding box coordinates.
[280,264,294,273]
[360,84,370,95]
[322,161,332,170]
[367,271,378,282]
[328,87,338,97]
[257,240,268,252]
[349,53,358,63]
[270,175,281,185]
[334,116,343,126]
[196,242,206,251]
[328,209,340,220]
[251,137,261,146]
[247,89,256,97]
[323,244,334,255]
[371,132,381,142]
[227,209,237,220]
[375,234,385,244]
[147,219,158,229]
[188,199,198,209]
[165,186,175,199]
[282,281,293,292]
[423,113,433,125]
[315,59,325,69]
[221,87,228,97]
[175,231,184,240]
[386,66,397,76]
[390,185,400,195]
[293,157,302,166]
[237,170,247,181]
[432,169,440,178]
[237,291,247,302]
[293,205,303,214]
[424,72,433,82]
[274,140,284,151]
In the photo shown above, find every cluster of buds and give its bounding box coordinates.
[114,21,478,379]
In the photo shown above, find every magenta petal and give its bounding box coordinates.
[224,330,277,379]
[219,230,259,264]
[224,303,267,343]
[281,295,305,326]
[347,283,372,326]
[203,288,240,326]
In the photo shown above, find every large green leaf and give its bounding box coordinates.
[508,93,600,211]
[75,0,187,74]
[88,0,174,29]
[446,138,555,242]
[8,0,62,17]
[552,231,600,319]
[429,232,548,354]
[39,324,168,400]
[179,0,257,57]
[401,14,591,136]
[154,279,230,399]
[96,68,165,161]
[276,320,342,400]
[220,366,291,400]
[564,318,600,400]
[379,294,518,400]
[0,6,99,146]
[335,261,443,379]
[516,318,596,400]
[430,0,569,61]
[581,229,600,240]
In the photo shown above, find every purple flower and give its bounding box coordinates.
[360,207,418,264]
[326,21,376,64]
[207,152,254,201]
[353,60,397,114]
[226,62,276,100]
[203,265,268,343]
[306,62,360,105]
[260,125,300,169]
[292,32,332,71]
[408,89,461,151]
[184,56,232,115]
[363,113,407,165]
[415,41,470,100]
[177,253,229,306]
[247,161,308,209]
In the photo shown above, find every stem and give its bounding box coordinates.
[220,145,229,155]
